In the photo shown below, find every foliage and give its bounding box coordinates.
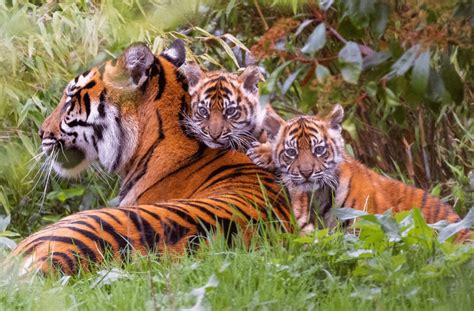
[1,0,472,238]
[0,209,473,310]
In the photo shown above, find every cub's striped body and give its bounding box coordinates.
[12,41,289,274]
[248,105,471,240]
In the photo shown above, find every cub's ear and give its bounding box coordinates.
[239,66,261,95]
[263,105,286,140]
[122,42,155,88]
[181,63,203,91]
[161,39,186,68]
[328,104,344,131]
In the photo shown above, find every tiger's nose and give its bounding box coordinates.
[38,128,45,139]
[300,168,313,179]
[39,127,57,140]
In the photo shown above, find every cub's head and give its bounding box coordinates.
[181,64,262,150]
[39,40,185,177]
[266,105,345,192]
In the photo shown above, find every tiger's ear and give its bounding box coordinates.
[122,42,155,88]
[160,39,186,68]
[263,105,286,140]
[327,104,344,132]
[181,63,203,92]
[239,66,261,95]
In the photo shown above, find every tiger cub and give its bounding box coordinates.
[181,64,268,150]
[247,104,471,239]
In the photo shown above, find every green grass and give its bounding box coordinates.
[1,214,473,310]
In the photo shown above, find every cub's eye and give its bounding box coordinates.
[314,146,325,155]
[225,107,237,116]
[285,148,297,157]
[198,107,208,116]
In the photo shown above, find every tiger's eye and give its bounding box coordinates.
[314,146,325,155]
[198,107,208,116]
[285,148,297,157]
[226,107,236,116]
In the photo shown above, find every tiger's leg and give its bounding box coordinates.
[288,189,314,235]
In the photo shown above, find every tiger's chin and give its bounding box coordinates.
[290,179,323,192]
[51,146,94,177]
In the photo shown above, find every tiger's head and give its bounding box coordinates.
[265,105,345,192]
[181,64,263,150]
[39,40,185,177]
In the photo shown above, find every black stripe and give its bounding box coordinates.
[51,251,76,273]
[155,58,166,100]
[82,214,131,256]
[340,175,352,207]
[119,110,165,200]
[97,210,123,225]
[34,236,97,264]
[83,80,96,90]
[98,89,107,118]
[111,115,124,171]
[67,226,114,253]
[70,220,97,232]
[420,191,428,210]
[119,209,159,250]
[81,70,91,77]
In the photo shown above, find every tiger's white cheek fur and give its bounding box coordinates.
[54,101,138,177]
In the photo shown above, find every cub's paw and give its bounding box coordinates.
[246,142,274,170]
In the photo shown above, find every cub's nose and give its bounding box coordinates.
[300,168,313,179]
[38,128,45,139]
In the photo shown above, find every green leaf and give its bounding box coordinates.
[362,51,391,70]
[0,237,16,250]
[332,207,368,221]
[319,0,334,11]
[281,67,304,95]
[440,55,464,104]
[376,210,401,242]
[365,81,378,97]
[427,69,448,103]
[225,0,236,18]
[301,23,326,54]
[338,41,363,84]
[410,50,430,95]
[0,214,11,231]
[385,88,400,106]
[371,2,389,37]
[46,187,85,203]
[315,64,331,83]
[386,45,419,80]
[438,208,474,243]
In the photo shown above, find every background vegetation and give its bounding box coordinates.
[0,0,472,309]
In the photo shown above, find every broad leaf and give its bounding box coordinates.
[338,41,363,84]
[332,207,368,221]
[0,215,10,232]
[301,23,326,54]
[376,210,401,242]
[282,67,304,95]
[440,55,464,104]
[371,2,389,37]
[362,51,391,70]
[0,237,16,250]
[315,64,331,83]
[319,0,334,11]
[410,50,430,95]
[386,45,419,80]
[438,208,474,243]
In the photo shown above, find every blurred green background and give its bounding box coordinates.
[0,0,472,239]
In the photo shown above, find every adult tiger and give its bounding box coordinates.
[11,40,290,274]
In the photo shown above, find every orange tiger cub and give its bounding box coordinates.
[181,64,270,150]
[248,104,472,240]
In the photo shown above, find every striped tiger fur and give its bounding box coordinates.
[180,64,268,150]
[11,40,290,274]
[247,104,472,240]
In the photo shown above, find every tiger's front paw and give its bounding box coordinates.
[246,141,274,170]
